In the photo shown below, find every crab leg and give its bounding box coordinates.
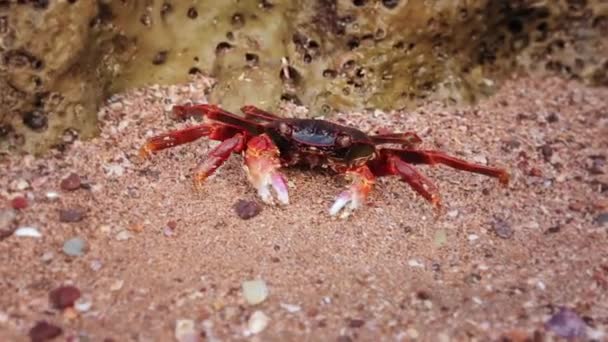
[329,165,375,218]
[369,132,423,147]
[243,134,289,205]
[139,124,241,159]
[173,104,264,134]
[240,105,280,121]
[192,133,247,190]
[377,154,442,208]
[392,149,510,185]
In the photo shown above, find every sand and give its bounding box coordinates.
[0,75,607,341]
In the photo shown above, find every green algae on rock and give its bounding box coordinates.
[1,0,607,154]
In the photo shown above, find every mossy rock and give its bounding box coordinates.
[1,0,607,154]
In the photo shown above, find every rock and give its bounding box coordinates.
[90,259,103,272]
[109,279,124,291]
[348,319,365,328]
[247,310,269,335]
[41,251,54,262]
[58,208,86,223]
[60,173,81,191]
[74,296,92,313]
[234,200,262,220]
[280,303,301,313]
[175,319,198,342]
[28,321,63,342]
[545,307,587,339]
[594,213,608,227]
[0,208,17,232]
[492,218,513,239]
[49,285,81,309]
[10,196,28,210]
[62,237,87,257]
[14,227,42,238]
[45,191,60,201]
[242,279,269,305]
[115,230,131,241]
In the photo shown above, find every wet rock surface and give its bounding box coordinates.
[1,1,608,154]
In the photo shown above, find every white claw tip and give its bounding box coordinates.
[329,191,351,217]
[271,173,289,206]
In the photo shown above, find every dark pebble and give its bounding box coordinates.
[546,112,559,123]
[234,200,261,220]
[49,285,81,309]
[60,173,81,191]
[348,318,365,328]
[152,51,168,65]
[58,208,85,223]
[29,321,62,342]
[492,218,513,239]
[588,157,605,175]
[11,196,28,210]
[167,220,177,230]
[540,144,553,162]
[594,213,608,227]
[337,336,353,342]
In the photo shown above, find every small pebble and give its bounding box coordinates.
[90,259,103,272]
[104,164,125,177]
[242,279,269,305]
[234,200,262,220]
[14,227,42,238]
[163,226,175,237]
[0,208,16,230]
[41,251,54,262]
[408,259,424,268]
[49,285,81,309]
[433,230,447,247]
[45,191,60,201]
[74,296,93,312]
[545,307,587,339]
[60,173,81,191]
[280,303,301,313]
[447,209,459,218]
[175,319,198,342]
[59,208,86,223]
[110,279,124,291]
[29,321,63,342]
[247,310,270,335]
[10,196,28,210]
[128,222,144,233]
[492,218,513,239]
[11,179,30,191]
[406,328,420,339]
[468,234,479,241]
[115,230,131,241]
[594,213,608,227]
[62,237,87,257]
[348,319,365,328]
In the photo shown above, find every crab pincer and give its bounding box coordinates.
[244,134,290,206]
[329,166,375,218]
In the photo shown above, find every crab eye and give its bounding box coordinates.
[336,134,352,148]
[278,122,292,136]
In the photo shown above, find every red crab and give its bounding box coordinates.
[140,104,509,217]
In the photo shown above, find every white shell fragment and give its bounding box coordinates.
[242,279,269,305]
[247,310,269,335]
[14,227,42,238]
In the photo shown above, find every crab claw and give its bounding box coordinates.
[329,166,375,218]
[244,135,289,206]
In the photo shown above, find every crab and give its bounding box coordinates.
[140,104,510,217]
